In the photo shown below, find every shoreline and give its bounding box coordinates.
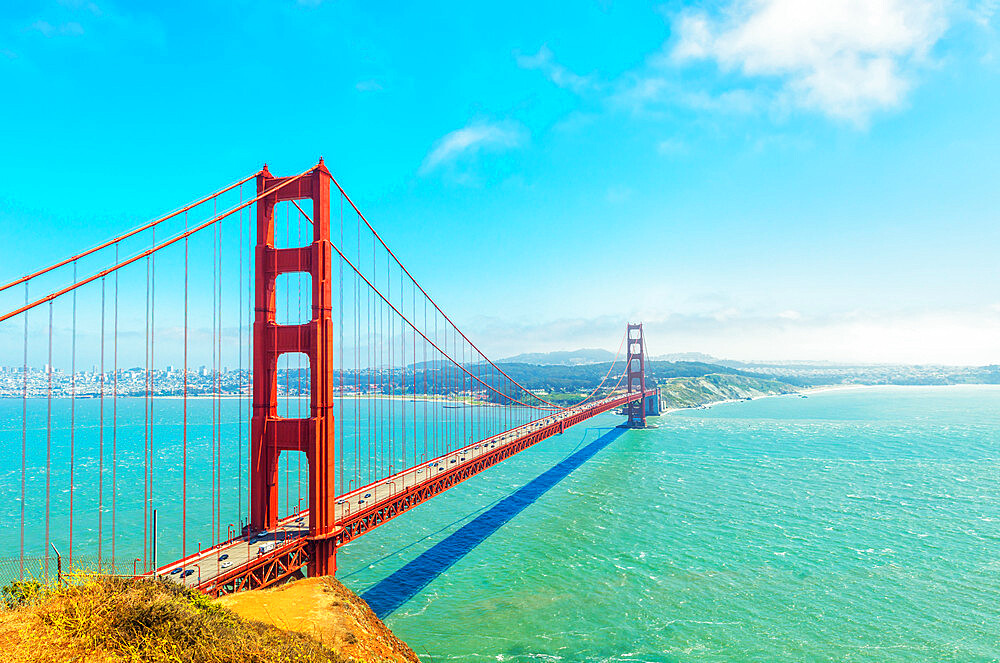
[661,383,889,415]
[658,382,1000,416]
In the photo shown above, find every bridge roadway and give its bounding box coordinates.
[153,389,656,594]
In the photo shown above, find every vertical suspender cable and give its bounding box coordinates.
[183,211,189,559]
[211,211,218,543]
[339,193,345,502]
[143,250,150,569]
[98,278,105,570]
[149,228,156,562]
[45,301,52,580]
[216,205,222,537]
[216,200,222,537]
[68,262,77,570]
[413,284,417,465]
[20,284,27,580]
[284,203,290,516]
[359,216,362,490]
[372,235,377,484]
[400,265,404,475]
[297,202,302,512]
[423,298,427,464]
[112,246,119,570]
[247,191,254,528]
[237,190,243,528]
[247,190,254,527]
[434,311,438,459]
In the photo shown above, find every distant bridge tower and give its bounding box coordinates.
[624,322,648,428]
[251,159,338,577]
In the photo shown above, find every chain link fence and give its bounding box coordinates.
[0,554,147,596]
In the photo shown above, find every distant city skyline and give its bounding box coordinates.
[1,1,998,364]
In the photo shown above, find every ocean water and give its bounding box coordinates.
[3,386,1000,660]
[334,386,1000,661]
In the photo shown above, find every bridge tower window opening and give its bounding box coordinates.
[274,273,313,326]
[272,199,315,250]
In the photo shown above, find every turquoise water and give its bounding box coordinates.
[334,386,1000,661]
[4,386,1000,660]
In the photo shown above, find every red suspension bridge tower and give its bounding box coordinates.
[624,322,647,428]
[251,159,338,576]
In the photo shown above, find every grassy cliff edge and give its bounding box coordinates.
[0,575,419,663]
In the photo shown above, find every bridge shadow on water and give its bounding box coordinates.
[361,425,628,619]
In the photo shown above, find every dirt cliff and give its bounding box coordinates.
[216,576,420,663]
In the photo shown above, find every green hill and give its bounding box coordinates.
[658,373,799,410]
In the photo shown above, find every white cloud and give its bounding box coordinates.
[971,0,999,26]
[30,20,85,37]
[57,0,102,15]
[465,306,1000,365]
[670,0,950,124]
[657,137,688,155]
[420,120,526,173]
[515,45,596,93]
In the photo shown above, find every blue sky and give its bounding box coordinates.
[1,0,999,364]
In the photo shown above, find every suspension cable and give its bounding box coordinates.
[0,172,258,295]
[324,172,567,408]
[0,169,311,324]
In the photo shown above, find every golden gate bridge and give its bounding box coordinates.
[0,159,659,596]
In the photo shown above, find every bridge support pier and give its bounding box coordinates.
[645,389,661,417]
[251,159,338,577]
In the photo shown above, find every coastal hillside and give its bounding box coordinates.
[500,348,616,365]
[658,373,799,409]
[0,575,418,662]
[497,359,749,394]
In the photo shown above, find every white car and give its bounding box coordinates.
[220,560,233,569]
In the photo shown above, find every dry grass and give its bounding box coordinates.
[0,574,353,662]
